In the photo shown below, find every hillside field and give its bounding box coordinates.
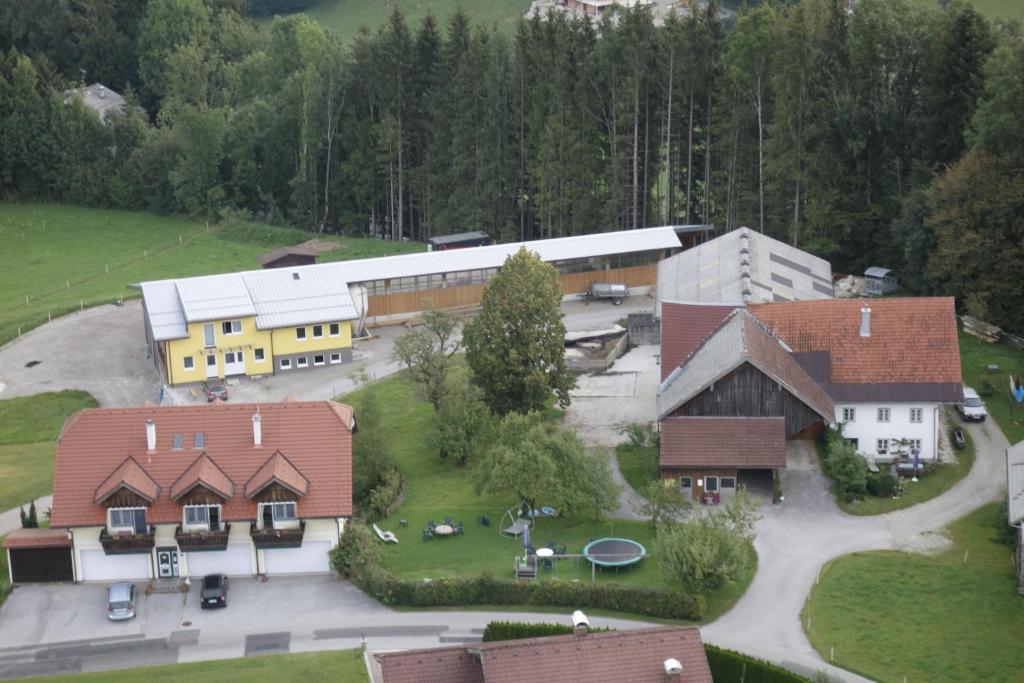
[0,204,423,347]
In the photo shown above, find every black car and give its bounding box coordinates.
[200,573,229,608]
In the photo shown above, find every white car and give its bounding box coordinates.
[957,386,987,421]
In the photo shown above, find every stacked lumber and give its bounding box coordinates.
[962,315,1001,343]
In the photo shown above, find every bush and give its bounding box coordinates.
[365,469,403,520]
[705,644,811,683]
[656,516,751,596]
[482,621,611,642]
[329,523,381,579]
[820,430,867,502]
[978,378,996,397]
[866,473,897,498]
[772,477,783,504]
[624,423,658,449]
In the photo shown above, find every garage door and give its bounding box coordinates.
[262,541,331,575]
[8,548,74,583]
[79,549,150,582]
[184,544,253,577]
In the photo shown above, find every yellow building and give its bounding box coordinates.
[142,269,356,386]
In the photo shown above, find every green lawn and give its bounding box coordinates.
[259,0,533,46]
[615,443,659,494]
[0,390,98,512]
[958,330,1024,445]
[836,428,976,516]
[907,0,1024,20]
[18,649,367,682]
[0,203,423,347]
[803,503,1024,683]
[340,371,755,623]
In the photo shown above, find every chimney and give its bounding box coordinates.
[145,419,156,451]
[98,84,106,99]
[860,305,871,338]
[571,610,589,635]
[664,658,684,677]
[252,413,262,446]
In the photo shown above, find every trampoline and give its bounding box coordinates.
[582,537,646,568]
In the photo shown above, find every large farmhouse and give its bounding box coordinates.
[658,298,962,499]
[30,401,354,583]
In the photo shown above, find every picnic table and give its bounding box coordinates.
[433,524,454,536]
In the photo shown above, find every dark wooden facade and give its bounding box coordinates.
[253,481,302,504]
[669,363,822,437]
[102,488,151,509]
[177,485,228,507]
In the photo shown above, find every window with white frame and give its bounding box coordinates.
[314,355,325,366]
[296,327,307,340]
[203,323,215,347]
[108,507,146,533]
[329,353,341,364]
[877,408,890,423]
[842,407,856,423]
[258,501,297,529]
[329,323,340,337]
[280,358,291,370]
[183,356,195,371]
[296,357,308,368]
[221,320,241,336]
[845,438,859,450]
[909,408,923,423]
[908,438,922,453]
[877,438,890,455]
[183,504,221,530]
[254,348,265,362]
[312,324,323,339]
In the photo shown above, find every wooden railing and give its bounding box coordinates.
[250,521,305,549]
[175,524,231,551]
[99,527,155,554]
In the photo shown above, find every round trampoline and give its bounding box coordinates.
[582,537,647,568]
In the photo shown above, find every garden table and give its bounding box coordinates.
[433,524,454,536]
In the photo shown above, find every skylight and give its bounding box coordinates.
[172,433,184,450]
[194,432,205,449]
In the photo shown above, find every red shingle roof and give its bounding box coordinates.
[377,627,712,683]
[3,528,72,549]
[748,298,962,385]
[170,453,235,500]
[245,451,309,498]
[661,417,786,469]
[94,456,160,504]
[52,401,353,528]
[660,303,737,380]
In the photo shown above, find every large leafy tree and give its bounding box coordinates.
[392,303,462,411]
[464,248,573,415]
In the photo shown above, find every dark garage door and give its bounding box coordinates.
[9,547,74,583]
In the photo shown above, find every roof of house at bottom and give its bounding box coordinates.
[375,626,712,683]
[51,401,354,528]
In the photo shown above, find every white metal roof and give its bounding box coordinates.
[655,228,833,316]
[1009,441,1024,526]
[141,226,681,341]
[141,281,188,341]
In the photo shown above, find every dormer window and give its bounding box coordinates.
[109,507,147,534]
[183,504,222,531]
[257,501,297,530]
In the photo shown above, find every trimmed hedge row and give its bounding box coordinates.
[357,567,706,621]
[705,644,810,683]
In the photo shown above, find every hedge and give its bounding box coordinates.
[705,644,810,683]
[481,621,610,642]
[356,566,706,621]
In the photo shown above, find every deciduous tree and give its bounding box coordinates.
[392,303,462,411]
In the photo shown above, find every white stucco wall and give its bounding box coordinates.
[837,402,940,462]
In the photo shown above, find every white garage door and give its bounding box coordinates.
[79,549,150,582]
[184,545,253,577]
[262,541,331,575]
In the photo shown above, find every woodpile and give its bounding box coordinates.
[962,315,1001,343]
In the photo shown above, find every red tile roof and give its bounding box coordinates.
[170,453,235,500]
[52,401,353,528]
[94,456,160,504]
[245,451,309,498]
[748,298,962,385]
[661,417,786,469]
[377,627,712,683]
[660,303,737,380]
[3,528,72,549]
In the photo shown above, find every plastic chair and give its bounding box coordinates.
[422,529,434,541]
[443,516,453,526]
[542,558,553,571]
[455,521,464,535]
[479,515,490,527]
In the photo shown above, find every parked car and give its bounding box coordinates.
[957,386,987,421]
[106,581,137,621]
[200,573,229,608]
[202,380,229,402]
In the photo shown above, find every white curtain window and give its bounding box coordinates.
[184,506,210,527]
[109,508,147,533]
[272,502,297,521]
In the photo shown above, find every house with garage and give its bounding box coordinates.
[658,297,962,499]
[42,401,353,583]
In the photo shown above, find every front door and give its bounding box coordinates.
[156,548,179,578]
[223,350,245,376]
[205,353,218,378]
[719,476,737,504]
[680,476,693,501]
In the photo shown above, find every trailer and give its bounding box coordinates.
[583,282,628,305]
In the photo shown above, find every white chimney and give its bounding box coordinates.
[145,419,156,451]
[98,85,106,99]
[664,658,684,676]
[571,610,589,634]
[252,413,262,446]
[860,305,871,338]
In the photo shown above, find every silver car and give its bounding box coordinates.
[106,581,137,621]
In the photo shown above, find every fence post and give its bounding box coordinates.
[80,300,84,310]
[25,294,29,304]
[105,264,109,274]
[830,646,834,662]
[48,312,51,322]
[66,280,70,289]
[17,326,21,337]
[144,249,148,259]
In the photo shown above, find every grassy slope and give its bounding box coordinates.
[0,390,99,512]
[0,203,423,347]
[803,503,1024,683]
[339,372,755,622]
[958,330,1024,445]
[615,443,659,494]
[18,649,367,683]
[836,429,976,516]
[262,0,533,45]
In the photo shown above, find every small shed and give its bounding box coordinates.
[257,245,319,269]
[4,528,74,583]
[864,267,897,296]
